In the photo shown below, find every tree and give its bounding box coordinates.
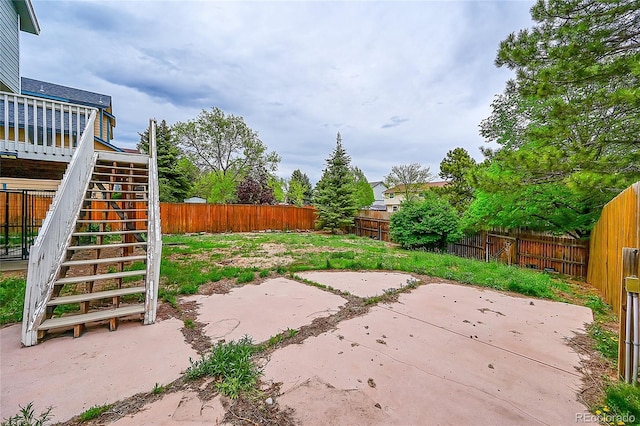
[193,171,237,204]
[438,148,476,214]
[384,163,433,202]
[390,193,461,251]
[286,169,312,206]
[472,0,640,236]
[138,119,193,202]
[236,166,275,205]
[352,167,375,208]
[313,133,359,233]
[173,106,280,183]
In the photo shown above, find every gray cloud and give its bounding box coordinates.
[22,0,535,183]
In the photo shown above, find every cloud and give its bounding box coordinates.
[22,0,535,183]
[381,116,410,129]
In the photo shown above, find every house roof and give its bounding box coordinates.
[384,181,447,194]
[369,181,386,188]
[13,0,40,35]
[21,78,113,110]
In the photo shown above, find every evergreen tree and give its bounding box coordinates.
[313,133,359,233]
[138,120,193,202]
[471,0,640,237]
[437,148,476,214]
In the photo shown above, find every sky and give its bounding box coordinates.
[20,0,535,183]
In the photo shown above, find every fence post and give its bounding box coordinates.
[619,247,640,380]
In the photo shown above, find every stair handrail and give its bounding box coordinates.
[144,119,162,324]
[21,110,97,346]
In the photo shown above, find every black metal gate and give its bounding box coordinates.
[1,189,55,260]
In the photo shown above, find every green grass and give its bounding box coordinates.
[603,382,640,422]
[79,404,110,422]
[0,277,26,325]
[185,336,260,399]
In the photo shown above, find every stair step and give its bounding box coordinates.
[68,241,148,251]
[88,189,147,194]
[38,305,145,331]
[62,255,147,267]
[55,269,146,285]
[73,230,148,236]
[47,286,146,306]
[90,180,148,186]
[81,208,148,212]
[94,164,148,171]
[77,219,147,223]
[83,199,148,204]
[91,173,149,181]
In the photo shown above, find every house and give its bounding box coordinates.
[0,0,161,347]
[368,181,387,210]
[383,181,447,212]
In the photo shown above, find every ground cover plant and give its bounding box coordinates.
[1,231,636,422]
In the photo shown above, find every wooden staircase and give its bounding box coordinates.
[21,118,161,346]
[37,154,151,339]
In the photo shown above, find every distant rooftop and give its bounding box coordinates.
[384,182,447,194]
[21,77,112,110]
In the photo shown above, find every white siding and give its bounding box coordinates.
[0,0,20,93]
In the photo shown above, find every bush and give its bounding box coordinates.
[390,194,461,250]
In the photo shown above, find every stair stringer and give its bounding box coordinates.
[22,111,99,347]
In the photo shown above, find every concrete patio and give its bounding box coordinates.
[1,272,593,424]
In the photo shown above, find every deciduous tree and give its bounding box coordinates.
[384,163,433,202]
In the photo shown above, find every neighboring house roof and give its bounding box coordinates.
[369,181,386,187]
[13,0,40,34]
[21,77,113,110]
[121,148,140,154]
[384,181,447,194]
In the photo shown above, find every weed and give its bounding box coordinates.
[152,383,166,395]
[106,265,117,274]
[603,382,640,421]
[79,404,110,422]
[586,295,610,317]
[259,270,270,278]
[184,319,195,329]
[286,328,298,338]
[588,323,618,362]
[237,271,255,284]
[53,303,80,316]
[1,402,53,426]
[186,336,260,399]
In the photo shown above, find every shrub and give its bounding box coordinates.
[390,194,461,250]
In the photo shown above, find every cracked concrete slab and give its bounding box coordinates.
[113,391,226,425]
[296,271,414,298]
[0,318,197,423]
[186,277,346,344]
[264,283,593,425]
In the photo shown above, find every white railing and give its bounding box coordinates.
[0,91,95,161]
[144,119,162,324]
[21,111,97,347]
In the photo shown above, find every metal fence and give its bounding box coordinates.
[0,189,56,259]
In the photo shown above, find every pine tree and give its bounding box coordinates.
[286,169,312,206]
[313,133,358,233]
[138,120,193,202]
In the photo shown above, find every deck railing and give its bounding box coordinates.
[145,119,161,325]
[21,110,97,346]
[0,91,95,162]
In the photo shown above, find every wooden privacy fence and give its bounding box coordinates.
[352,213,589,277]
[448,231,589,277]
[587,182,640,316]
[160,203,317,234]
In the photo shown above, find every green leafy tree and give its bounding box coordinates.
[352,167,375,208]
[437,148,476,214]
[138,120,193,202]
[473,0,640,236]
[390,193,461,250]
[286,169,312,206]
[384,163,433,202]
[173,107,280,197]
[313,133,359,233]
[193,171,237,204]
